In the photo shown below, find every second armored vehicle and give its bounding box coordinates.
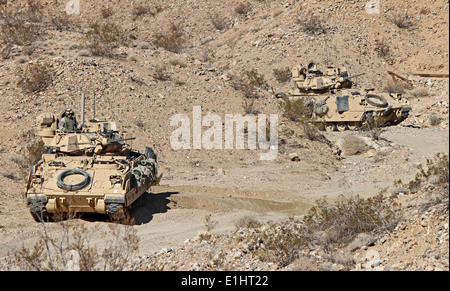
[276,62,412,130]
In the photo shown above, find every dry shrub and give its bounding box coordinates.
[16,63,53,94]
[302,194,399,248]
[204,215,218,232]
[0,9,45,46]
[235,2,252,15]
[273,67,291,83]
[389,11,414,29]
[415,153,449,188]
[3,222,140,271]
[153,65,171,81]
[9,129,45,180]
[234,216,261,230]
[340,135,368,156]
[210,13,229,31]
[255,194,399,266]
[242,98,257,115]
[383,81,411,94]
[408,87,429,98]
[235,69,269,99]
[132,4,154,20]
[374,38,391,59]
[85,22,128,58]
[256,217,305,267]
[50,14,76,32]
[280,97,312,122]
[101,7,114,19]
[297,13,327,35]
[428,114,441,126]
[153,23,185,53]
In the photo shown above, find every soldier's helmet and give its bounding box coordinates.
[64,109,74,117]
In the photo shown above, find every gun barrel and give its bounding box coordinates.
[348,73,366,79]
[108,137,136,143]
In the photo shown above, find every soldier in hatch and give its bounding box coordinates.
[59,109,79,132]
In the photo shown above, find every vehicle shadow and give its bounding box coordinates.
[131,191,179,225]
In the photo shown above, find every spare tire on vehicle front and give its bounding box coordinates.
[57,168,92,191]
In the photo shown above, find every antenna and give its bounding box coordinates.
[80,93,85,125]
[93,90,96,121]
[324,35,330,67]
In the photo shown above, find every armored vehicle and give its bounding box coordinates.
[25,100,159,222]
[277,62,412,130]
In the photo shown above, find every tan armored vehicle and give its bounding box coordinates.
[277,62,412,130]
[25,100,159,222]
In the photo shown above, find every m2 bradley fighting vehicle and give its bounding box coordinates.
[25,95,159,222]
[276,62,412,131]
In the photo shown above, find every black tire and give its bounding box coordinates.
[365,94,388,108]
[57,168,91,191]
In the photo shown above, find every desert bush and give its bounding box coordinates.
[132,5,153,20]
[234,216,261,230]
[256,200,380,267]
[256,216,305,267]
[236,69,269,99]
[204,215,218,232]
[389,11,414,29]
[242,98,258,115]
[101,7,114,18]
[428,114,441,126]
[9,129,45,180]
[297,13,327,35]
[415,153,449,188]
[50,14,75,32]
[153,23,185,53]
[340,135,369,156]
[153,65,171,81]
[408,87,429,98]
[374,38,391,59]
[273,67,291,83]
[85,22,128,58]
[235,2,252,15]
[210,13,229,31]
[0,9,45,46]
[383,81,411,94]
[3,221,140,271]
[16,63,53,94]
[302,194,399,249]
[280,97,312,122]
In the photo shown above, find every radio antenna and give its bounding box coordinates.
[93,90,96,121]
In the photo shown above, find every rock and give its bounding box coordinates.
[289,152,300,161]
[347,233,377,252]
